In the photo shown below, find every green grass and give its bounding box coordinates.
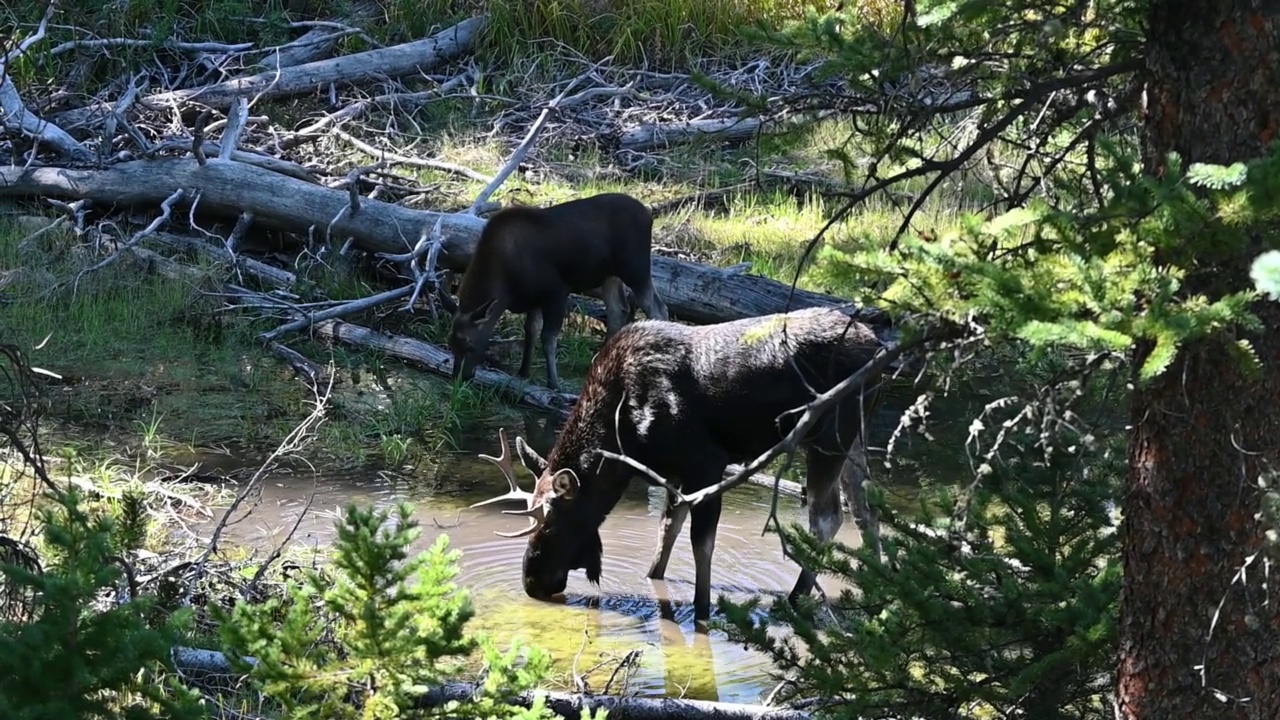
[0,212,507,472]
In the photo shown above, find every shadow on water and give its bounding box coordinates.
[187,402,926,704]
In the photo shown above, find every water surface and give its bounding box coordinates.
[186,418,894,704]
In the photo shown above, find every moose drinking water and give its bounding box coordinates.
[469,305,887,626]
[438,192,669,391]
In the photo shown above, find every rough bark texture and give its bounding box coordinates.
[1119,2,1280,718]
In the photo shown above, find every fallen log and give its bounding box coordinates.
[0,158,888,330]
[311,318,577,417]
[1,76,93,163]
[254,27,345,71]
[52,16,487,131]
[620,116,767,153]
[170,646,810,720]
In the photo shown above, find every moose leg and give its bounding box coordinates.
[647,490,689,580]
[788,446,845,606]
[539,295,569,391]
[690,495,724,629]
[840,436,882,561]
[600,276,630,337]
[517,309,542,379]
[632,280,669,322]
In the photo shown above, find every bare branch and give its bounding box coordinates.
[603,325,952,509]
[469,56,613,213]
[0,1,56,67]
[0,73,93,164]
[258,283,415,343]
[49,38,254,56]
[277,72,473,152]
[52,16,488,130]
[67,188,187,295]
[218,97,250,161]
[183,374,334,604]
[191,109,211,166]
[332,127,493,182]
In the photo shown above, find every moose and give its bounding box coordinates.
[437,192,669,391]
[468,305,887,626]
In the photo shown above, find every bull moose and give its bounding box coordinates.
[438,192,669,391]
[469,305,886,626]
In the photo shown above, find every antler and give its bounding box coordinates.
[494,503,545,538]
[470,427,536,508]
[472,428,549,538]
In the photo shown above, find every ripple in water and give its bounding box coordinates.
[198,457,863,704]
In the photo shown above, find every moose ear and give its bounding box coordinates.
[551,468,579,498]
[435,278,459,314]
[468,297,498,323]
[516,436,548,474]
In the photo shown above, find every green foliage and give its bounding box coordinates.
[215,500,605,720]
[0,487,204,720]
[822,141,1280,383]
[724,0,1280,714]
[748,0,1280,385]
[476,0,831,68]
[719,367,1124,719]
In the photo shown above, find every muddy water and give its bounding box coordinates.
[188,416,901,704]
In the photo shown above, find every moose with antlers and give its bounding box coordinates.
[437,192,669,391]
[469,304,886,627]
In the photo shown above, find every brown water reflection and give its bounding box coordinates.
[189,417,881,704]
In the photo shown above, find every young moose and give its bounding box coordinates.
[438,193,669,391]
[469,305,885,626]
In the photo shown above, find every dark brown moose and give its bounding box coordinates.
[469,305,884,627]
[438,193,669,391]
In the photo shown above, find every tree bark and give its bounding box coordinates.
[1119,3,1280,719]
[620,116,769,152]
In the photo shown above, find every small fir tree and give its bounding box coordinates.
[0,487,205,720]
[720,362,1124,719]
[216,500,605,720]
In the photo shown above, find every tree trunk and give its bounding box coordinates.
[1119,3,1280,719]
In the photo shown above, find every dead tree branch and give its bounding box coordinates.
[0,2,93,162]
[52,16,488,131]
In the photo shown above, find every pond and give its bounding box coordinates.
[186,407,924,705]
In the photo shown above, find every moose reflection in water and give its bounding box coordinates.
[469,305,887,628]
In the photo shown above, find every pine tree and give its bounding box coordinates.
[0,488,205,720]
[216,500,605,720]
[722,350,1124,719]
[710,0,1280,716]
